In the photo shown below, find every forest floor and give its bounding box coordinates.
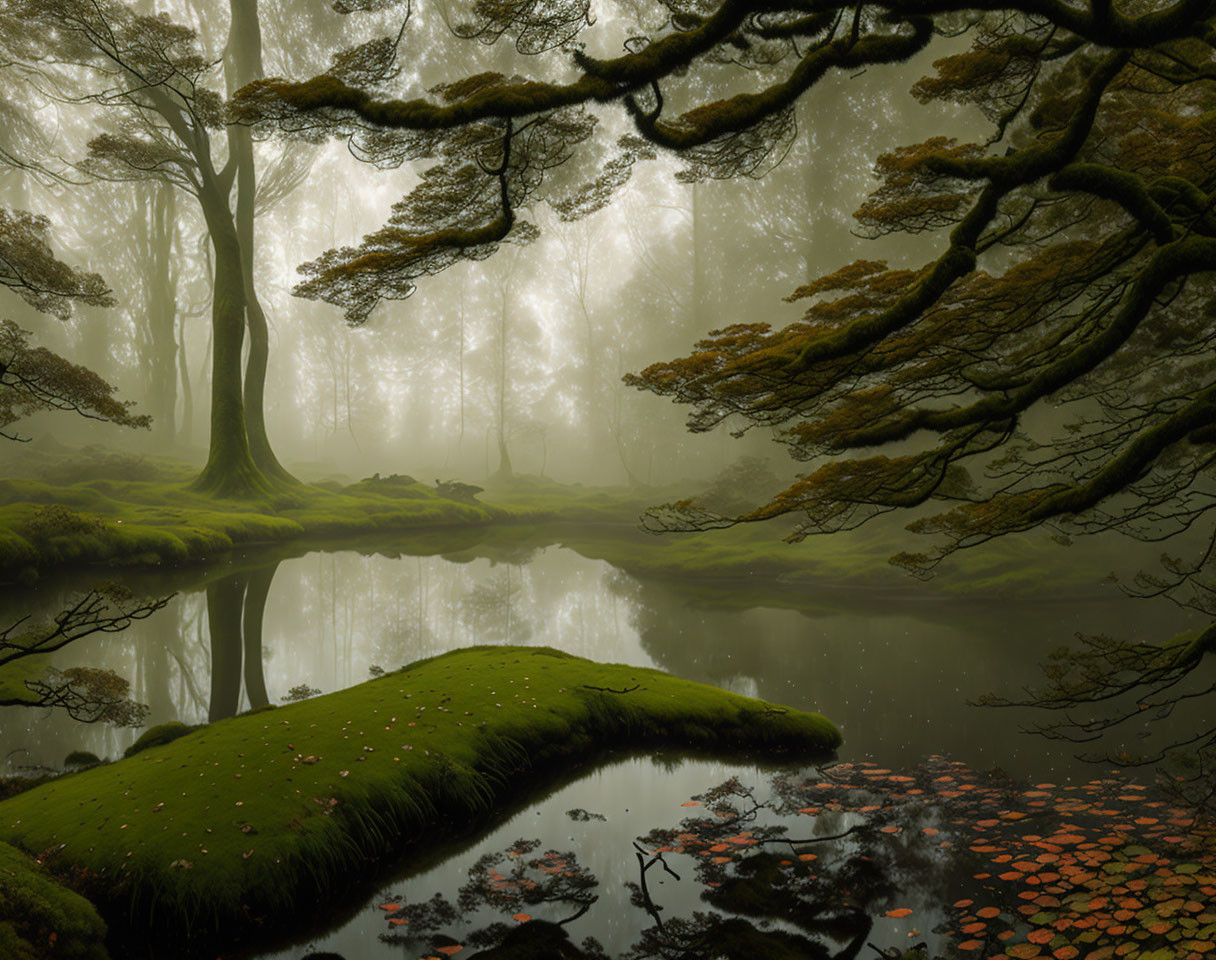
[0,646,839,957]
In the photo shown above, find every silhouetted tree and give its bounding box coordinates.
[0,202,148,440]
[0,585,169,724]
[0,320,150,441]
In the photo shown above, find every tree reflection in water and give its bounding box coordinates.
[206,563,278,721]
[369,759,1214,960]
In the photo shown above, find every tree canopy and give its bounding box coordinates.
[0,0,314,493]
[235,0,1216,581]
[232,0,1216,795]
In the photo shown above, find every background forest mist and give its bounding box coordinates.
[0,0,986,489]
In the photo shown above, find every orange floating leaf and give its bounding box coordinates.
[885,908,913,918]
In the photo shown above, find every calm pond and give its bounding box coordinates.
[0,525,1201,959]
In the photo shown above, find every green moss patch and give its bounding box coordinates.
[0,840,108,960]
[0,646,839,937]
[121,722,196,759]
[0,448,1114,598]
[62,752,101,770]
[0,471,515,582]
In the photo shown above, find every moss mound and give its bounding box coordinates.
[0,840,108,960]
[0,646,839,938]
[122,722,196,759]
[62,752,101,770]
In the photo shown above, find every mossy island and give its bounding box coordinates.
[0,646,840,956]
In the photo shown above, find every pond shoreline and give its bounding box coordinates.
[2,501,1117,607]
[0,646,840,958]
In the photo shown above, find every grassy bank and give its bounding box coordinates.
[0,445,1122,598]
[0,472,506,583]
[0,646,840,941]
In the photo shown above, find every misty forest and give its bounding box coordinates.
[2,0,1216,957]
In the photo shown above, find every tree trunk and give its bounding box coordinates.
[228,0,295,483]
[148,183,179,439]
[493,281,513,480]
[177,311,193,446]
[497,436,513,478]
[191,191,274,498]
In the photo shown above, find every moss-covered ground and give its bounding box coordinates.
[0,646,840,940]
[0,441,1126,599]
[0,839,107,960]
[0,472,503,583]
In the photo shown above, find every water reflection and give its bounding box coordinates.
[0,531,1203,782]
[1,529,1210,960]
[275,756,1212,960]
[205,565,276,721]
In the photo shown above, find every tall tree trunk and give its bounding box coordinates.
[494,283,512,480]
[192,190,273,497]
[227,0,294,483]
[177,312,193,446]
[692,182,707,327]
[148,182,179,439]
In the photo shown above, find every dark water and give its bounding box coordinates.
[0,526,1201,958]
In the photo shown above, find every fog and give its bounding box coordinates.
[6,3,1213,958]
[0,0,986,489]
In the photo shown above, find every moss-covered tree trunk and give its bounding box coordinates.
[192,190,274,497]
[228,0,295,484]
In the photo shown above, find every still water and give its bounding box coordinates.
[0,526,1200,958]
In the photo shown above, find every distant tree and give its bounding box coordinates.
[0,0,309,494]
